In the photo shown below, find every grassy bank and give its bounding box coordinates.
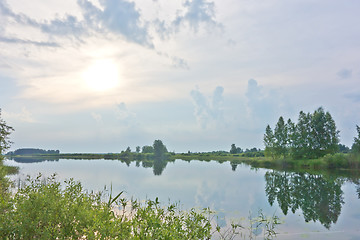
[7,151,360,173]
[171,152,360,172]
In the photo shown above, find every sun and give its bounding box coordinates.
[82,59,120,92]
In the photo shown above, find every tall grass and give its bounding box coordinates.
[0,173,280,239]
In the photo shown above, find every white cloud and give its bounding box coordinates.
[91,112,102,123]
[173,0,222,33]
[190,86,224,129]
[115,102,137,126]
[3,107,36,123]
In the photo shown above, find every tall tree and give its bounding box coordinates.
[308,108,339,158]
[324,111,340,155]
[264,125,275,158]
[352,125,360,154]
[310,107,327,158]
[230,144,237,154]
[286,118,296,156]
[274,116,288,158]
[292,111,312,159]
[135,146,141,153]
[153,140,168,159]
[0,109,14,157]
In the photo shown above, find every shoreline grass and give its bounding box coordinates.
[5,151,360,174]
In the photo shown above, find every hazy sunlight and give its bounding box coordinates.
[82,59,120,92]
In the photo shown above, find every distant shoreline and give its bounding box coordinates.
[6,151,360,174]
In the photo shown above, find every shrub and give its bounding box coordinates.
[0,174,212,239]
[323,153,349,169]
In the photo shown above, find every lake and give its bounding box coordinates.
[4,158,360,239]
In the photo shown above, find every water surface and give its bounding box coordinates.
[4,158,360,239]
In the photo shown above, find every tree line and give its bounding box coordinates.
[123,140,168,159]
[264,107,340,159]
[263,107,360,160]
[7,148,60,156]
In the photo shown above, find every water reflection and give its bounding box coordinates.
[12,157,168,176]
[12,157,60,163]
[264,170,344,229]
[10,156,360,230]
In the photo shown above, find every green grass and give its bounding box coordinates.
[171,152,360,173]
[0,172,280,239]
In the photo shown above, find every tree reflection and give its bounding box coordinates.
[13,157,60,163]
[265,170,344,229]
[153,157,168,176]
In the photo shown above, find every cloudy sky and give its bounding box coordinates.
[1,0,359,153]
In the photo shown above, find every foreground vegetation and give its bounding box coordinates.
[1,174,213,239]
[0,170,280,239]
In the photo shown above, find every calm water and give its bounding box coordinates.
[4,158,360,239]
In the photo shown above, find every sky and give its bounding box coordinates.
[0,0,359,153]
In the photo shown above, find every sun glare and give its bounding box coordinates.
[82,59,120,92]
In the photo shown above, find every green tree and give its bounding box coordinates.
[142,145,154,154]
[135,146,141,153]
[264,125,275,158]
[265,107,340,160]
[324,111,340,154]
[230,144,237,154]
[153,140,168,159]
[0,109,14,158]
[308,108,339,158]
[352,125,360,154]
[338,144,350,153]
[292,111,312,159]
[274,117,287,158]
[286,118,296,155]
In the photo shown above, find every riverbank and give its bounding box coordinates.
[6,151,360,173]
[169,152,360,172]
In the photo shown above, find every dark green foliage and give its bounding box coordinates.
[142,145,154,153]
[230,143,237,154]
[352,125,360,154]
[264,107,340,160]
[292,111,312,159]
[230,144,243,154]
[242,151,264,157]
[153,139,168,159]
[274,116,288,158]
[244,148,261,153]
[0,109,14,156]
[8,148,60,156]
[135,146,141,153]
[323,153,350,169]
[338,144,350,153]
[264,125,275,158]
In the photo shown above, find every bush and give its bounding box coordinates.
[0,174,212,239]
[323,153,349,169]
